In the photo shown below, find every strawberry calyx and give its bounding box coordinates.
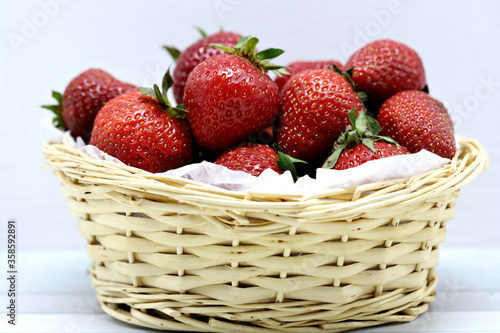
[273,144,307,180]
[322,109,399,169]
[208,35,289,77]
[330,64,369,103]
[140,68,187,119]
[42,91,66,130]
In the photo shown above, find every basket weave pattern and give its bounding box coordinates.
[43,137,487,332]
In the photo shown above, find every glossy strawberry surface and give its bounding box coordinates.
[172,31,242,104]
[378,90,456,159]
[346,39,426,102]
[334,141,410,170]
[89,91,193,173]
[62,69,138,142]
[184,53,280,152]
[276,69,365,162]
[215,143,282,176]
[275,60,343,93]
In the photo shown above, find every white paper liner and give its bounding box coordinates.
[40,118,454,194]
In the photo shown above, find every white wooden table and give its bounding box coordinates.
[1,248,499,333]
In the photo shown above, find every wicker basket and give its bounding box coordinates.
[43,136,487,332]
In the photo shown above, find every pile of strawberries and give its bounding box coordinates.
[43,29,456,179]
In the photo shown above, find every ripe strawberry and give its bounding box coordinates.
[183,36,287,152]
[323,109,410,170]
[215,143,283,176]
[334,141,410,170]
[274,60,343,93]
[42,69,138,142]
[165,29,242,104]
[276,68,365,162]
[89,71,193,173]
[346,39,426,102]
[377,90,456,159]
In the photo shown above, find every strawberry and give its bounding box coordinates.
[346,39,426,103]
[274,60,343,93]
[165,29,242,104]
[183,36,287,152]
[42,69,138,142]
[215,143,306,179]
[89,70,193,173]
[333,142,410,170]
[276,68,365,162]
[323,109,410,170]
[377,90,456,159]
[215,143,283,176]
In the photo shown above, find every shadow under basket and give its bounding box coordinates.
[43,136,488,333]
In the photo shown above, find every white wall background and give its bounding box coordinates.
[0,0,498,252]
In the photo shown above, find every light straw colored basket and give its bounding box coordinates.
[43,136,488,332]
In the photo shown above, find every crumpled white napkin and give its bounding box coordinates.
[40,118,452,194]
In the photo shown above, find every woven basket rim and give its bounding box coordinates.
[42,136,488,206]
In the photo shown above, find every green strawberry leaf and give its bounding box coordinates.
[162,67,174,97]
[353,109,369,136]
[168,106,189,119]
[242,37,259,57]
[373,134,398,145]
[362,138,376,153]
[255,48,285,61]
[164,46,181,62]
[41,90,66,130]
[366,116,381,135]
[357,91,369,102]
[194,26,208,39]
[153,84,167,107]
[348,109,357,128]
[273,144,307,181]
[140,87,155,97]
[234,35,251,50]
[207,44,235,54]
[322,149,342,169]
[273,67,291,77]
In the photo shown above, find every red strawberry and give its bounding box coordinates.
[183,36,286,152]
[89,71,193,173]
[346,39,426,102]
[42,69,138,142]
[323,109,410,170]
[166,29,242,104]
[274,60,343,93]
[276,68,365,162]
[215,143,283,176]
[334,142,410,170]
[377,90,456,159]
